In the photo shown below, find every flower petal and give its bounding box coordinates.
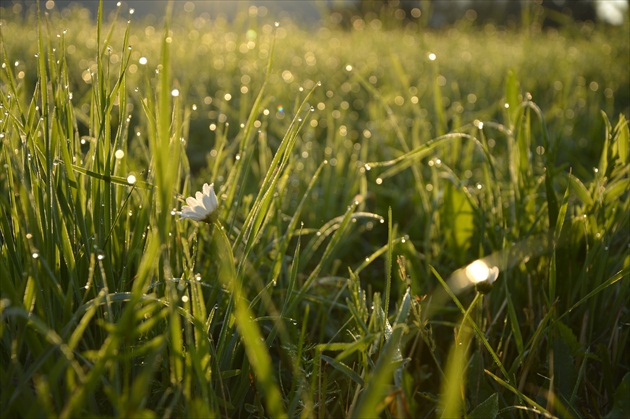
[207,184,218,211]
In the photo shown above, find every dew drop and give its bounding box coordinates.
[32,252,39,259]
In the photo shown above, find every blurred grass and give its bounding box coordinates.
[1,2,629,418]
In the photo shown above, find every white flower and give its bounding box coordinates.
[465,259,499,294]
[179,183,219,223]
[465,260,499,284]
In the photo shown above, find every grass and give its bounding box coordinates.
[1,1,629,417]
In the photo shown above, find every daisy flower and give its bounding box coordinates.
[179,183,219,223]
[465,259,499,294]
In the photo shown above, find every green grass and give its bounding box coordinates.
[1,2,629,418]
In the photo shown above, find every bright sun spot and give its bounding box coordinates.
[465,260,499,284]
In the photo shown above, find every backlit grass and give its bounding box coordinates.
[1,2,628,418]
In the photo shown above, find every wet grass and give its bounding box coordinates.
[1,2,629,418]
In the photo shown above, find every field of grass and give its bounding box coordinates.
[1,2,629,418]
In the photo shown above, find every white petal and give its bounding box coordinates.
[200,191,212,212]
[207,184,218,211]
[186,196,200,207]
[181,206,205,221]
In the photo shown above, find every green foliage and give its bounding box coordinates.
[1,2,628,418]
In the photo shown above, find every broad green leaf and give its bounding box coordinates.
[469,393,499,419]
[605,372,630,419]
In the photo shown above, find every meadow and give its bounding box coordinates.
[1,2,629,417]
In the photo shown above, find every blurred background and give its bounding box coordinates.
[9,0,630,26]
[2,0,628,175]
